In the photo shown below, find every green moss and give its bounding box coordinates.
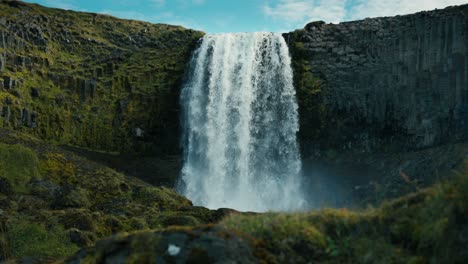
[132,186,192,210]
[40,153,77,185]
[0,128,232,262]
[0,143,41,193]
[1,218,79,260]
[80,168,126,199]
[0,0,204,154]
[222,213,327,262]
[156,212,201,227]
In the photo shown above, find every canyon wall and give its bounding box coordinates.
[287,4,468,159]
[0,0,203,155]
[0,1,466,195]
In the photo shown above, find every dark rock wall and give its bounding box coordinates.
[287,5,468,158]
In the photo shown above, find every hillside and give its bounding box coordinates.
[0,0,203,155]
[0,128,235,262]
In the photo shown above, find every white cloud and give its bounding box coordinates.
[263,0,468,28]
[348,0,468,20]
[263,0,347,24]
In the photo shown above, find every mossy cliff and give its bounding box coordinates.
[0,0,203,155]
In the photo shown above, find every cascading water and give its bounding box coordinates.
[179,32,305,212]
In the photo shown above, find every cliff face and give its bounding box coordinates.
[287,5,468,157]
[1,1,466,159]
[0,0,203,155]
[0,1,466,199]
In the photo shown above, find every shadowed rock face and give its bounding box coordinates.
[284,5,468,206]
[287,4,468,157]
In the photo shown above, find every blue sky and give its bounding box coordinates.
[23,0,468,33]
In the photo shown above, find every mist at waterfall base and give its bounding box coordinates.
[178,32,307,212]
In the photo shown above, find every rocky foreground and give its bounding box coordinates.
[0,128,235,263]
[0,128,466,263]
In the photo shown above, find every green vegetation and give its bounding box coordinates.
[132,186,192,210]
[40,153,77,185]
[0,128,227,263]
[0,0,204,154]
[0,218,79,259]
[0,143,41,193]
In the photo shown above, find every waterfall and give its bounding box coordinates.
[179,32,305,212]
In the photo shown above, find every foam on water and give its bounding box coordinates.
[179,32,305,212]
